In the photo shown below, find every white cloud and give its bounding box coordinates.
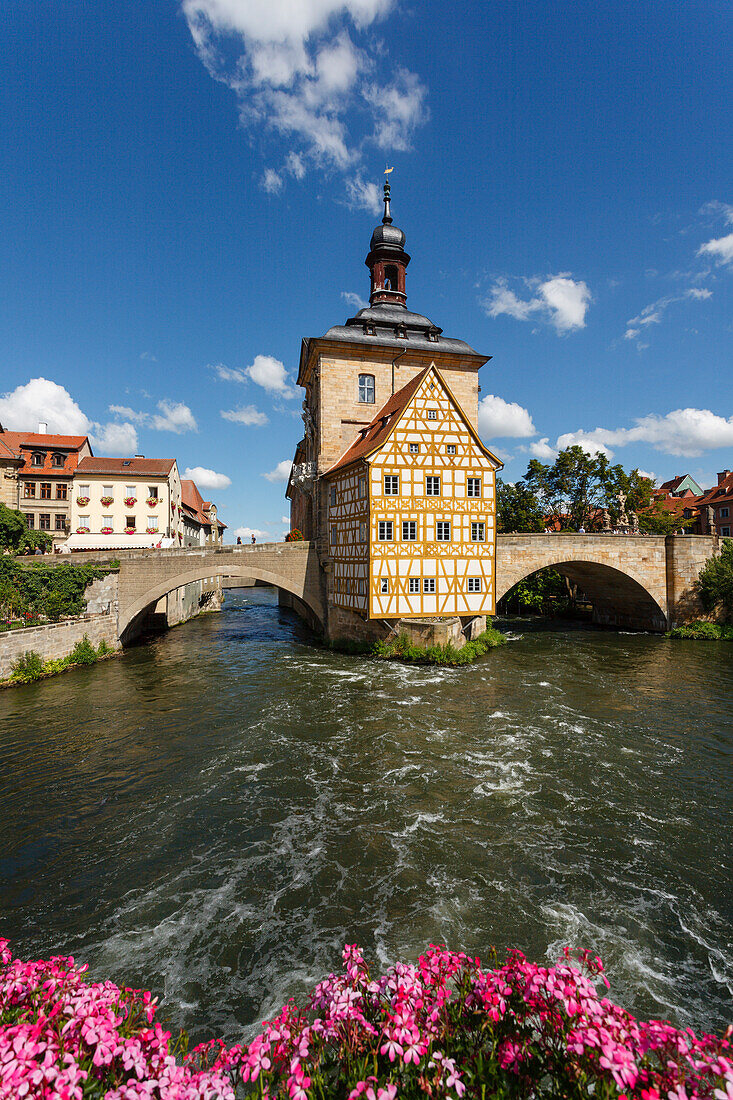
[527,437,557,461]
[246,354,297,397]
[263,459,292,482]
[341,290,368,310]
[221,405,269,426]
[183,465,232,489]
[555,408,733,460]
[483,274,591,334]
[345,173,382,215]
[109,398,197,433]
[181,0,426,183]
[478,394,536,439]
[697,233,733,265]
[91,422,139,456]
[140,351,158,362]
[624,288,713,342]
[235,526,269,540]
[211,363,247,383]
[262,167,283,193]
[281,515,290,524]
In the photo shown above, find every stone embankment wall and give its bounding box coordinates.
[0,614,120,680]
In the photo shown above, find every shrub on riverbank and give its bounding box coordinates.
[5,635,115,685]
[331,625,507,665]
[0,557,118,625]
[668,621,733,641]
[1,939,731,1100]
[696,537,733,620]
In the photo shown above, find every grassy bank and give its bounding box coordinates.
[668,621,733,641]
[330,624,507,666]
[1,635,119,688]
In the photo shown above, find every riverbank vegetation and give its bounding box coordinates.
[0,556,119,629]
[2,938,731,1100]
[697,537,733,620]
[669,622,733,641]
[2,635,116,686]
[332,624,506,665]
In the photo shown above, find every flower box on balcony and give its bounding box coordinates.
[100,496,114,506]
[76,526,90,534]
[76,497,90,506]
[146,527,158,534]
[146,497,159,507]
[101,527,113,534]
[125,527,136,534]
[123,496,137,507]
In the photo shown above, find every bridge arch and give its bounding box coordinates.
[496,556,668,632]
[118,562,324,643]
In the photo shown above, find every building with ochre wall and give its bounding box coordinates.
[68,456,183,549]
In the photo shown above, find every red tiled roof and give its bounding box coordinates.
[180,480,227,530]
[0,436,22,462]
[1,430,91,475]
[76,457,174,476]
[697,471,733,507]
[1,431,89,449]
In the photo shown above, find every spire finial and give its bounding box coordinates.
[382,179,392,225]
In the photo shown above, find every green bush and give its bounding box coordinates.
[68,634,98,665]
[0,558,116,624]
[10,650,45,682]
[697,537,733,619]
[669,621,733,641]
[332,624,507,665]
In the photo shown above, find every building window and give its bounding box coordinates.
[39,513,51,530]
[436,521,451,541]
[54,514,66,531]
[467,577,481,592]
[720,507,730,519]
[102,515,113,528]
[722,527,731,537]
[103,484,113,497]
[467,478,481,498]
[380,578,389,594]
[426,476,441,496]
[40,482,51,499]
[358,579,365,596]
[359,476,367,498]
[427,410,437,420]
[409,578,420,593]
[402,520,417,541]
[24,483,36,498]
[31,452,44,466]
[359,521,367,542]
[148,486,159,500]
[56,483,67,499]
[330,485,337,506]
[24,512,34,528]
[125,485,135,497]
[409,442,420,454]
[330,525,338,545]
[446,444,456,455]
[51,453,64,468]
[78,485,90,497]
[148,516,159,531]
[378,521,393,541]
[126,516,135,529]
[358,374,375,403]
[384,475,399,495]
[471,522,485,542]
[423,578,436,593]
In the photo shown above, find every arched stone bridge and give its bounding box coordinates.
[79,533,716,642]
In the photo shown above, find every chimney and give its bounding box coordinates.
[38,422,47,434]
[134,454,145,459]
[717,471,731,485]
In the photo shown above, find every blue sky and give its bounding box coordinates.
[1,0,731,539]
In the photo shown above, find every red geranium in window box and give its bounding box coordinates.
[76,496,90,507]
[101,526,113,534]
[125,526,136,534]
[146,497,159,507]
[124,496,137,507]
[76,526,90,534]
[100,496,114,506]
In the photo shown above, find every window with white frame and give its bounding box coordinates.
[148,486,158,500]
[79,515,90,527]
[103,484,113,497]
[427,410,437,420]
[102,515,113,528]
[125,485,135,497]
[380,578,389,594]
[446,444,456,455]
[467,478,481,498]
[409,578,420,593]
[402,520,417,541]
[358,374,375,403]
[378,521,393,541]
[330,525,338,544]
[467,577,481,592]
[423,578,436,593]
[471,522,485,542]
[426,476,441,496]
[148,516,159,531]
[125,516,135,528]
[78,484,89,497]
[409,442,420,454]
[436,521,451,541]
[384,475,399,495]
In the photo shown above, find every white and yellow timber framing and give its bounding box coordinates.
[324,363,503,620]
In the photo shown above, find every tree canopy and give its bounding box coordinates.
[0,503,53,553]
[697,538,733,620]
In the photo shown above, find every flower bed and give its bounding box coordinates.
[1,941,730,1100]
[123,496,137,507]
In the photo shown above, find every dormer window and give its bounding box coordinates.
[363,323,376,336]
[51,452,64,468]
[358,374,375,403]
[427,329,439,342]
[31,452,44,466]
[396,325,407,339]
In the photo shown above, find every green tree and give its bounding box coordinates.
[522,446,654,530]
[697,538,733,620]
[496,479,544,532]
[0,503,27,551]
[637,498,695,536]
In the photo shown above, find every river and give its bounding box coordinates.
[1,588,731,1040]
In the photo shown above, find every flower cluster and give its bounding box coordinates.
[100,496,114,506]
[146,498,159,507]
[123,497,136,507]
[284,529,304,543]
[101,527,113,535]
[1,940,731,1100]
[124,527,136,535]
[75,497,90,507]
[146,527,158,534]
[75,526,90,534]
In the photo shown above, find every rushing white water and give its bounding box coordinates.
[1,588,731,1041]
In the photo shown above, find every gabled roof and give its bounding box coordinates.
[697,470,733,507]
[180,479,227,530]
[0,435,22,462]
[656,473,704,497]
[0,430,89,450]
[323,363,503,477]
[76,457,175,476]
